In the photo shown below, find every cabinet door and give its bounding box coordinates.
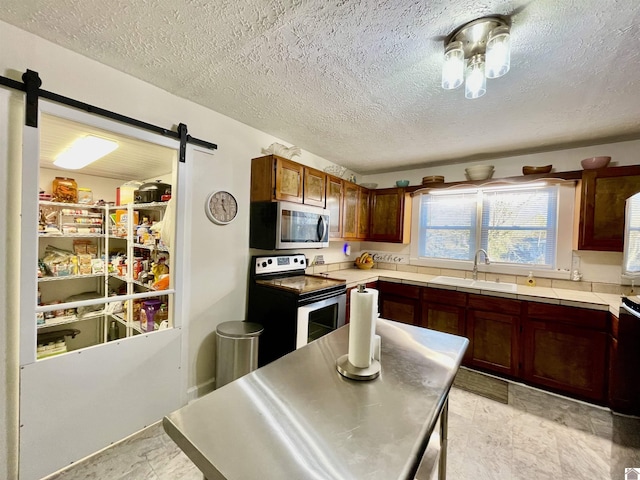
[326,176,343,238]
[522,319,607,402]
[380,294,420,325]
[357,187,370,239]
[342,182,359,239]
[467,309,519,377]
[578,166,640,251]
[421,288,466,336]
[379,282,420,325]
[274,158,304,203]
[369,188,410,243]
[303,167,326,207]
[422,302,465,335]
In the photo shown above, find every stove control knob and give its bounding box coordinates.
[293,258,298,263]
[268,259,272,264]
[261,262,267,268]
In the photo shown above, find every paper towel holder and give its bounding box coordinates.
[336,355,380,380]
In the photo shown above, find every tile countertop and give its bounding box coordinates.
[324,268,623,317]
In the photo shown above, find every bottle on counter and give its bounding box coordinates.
[526,271,536,287]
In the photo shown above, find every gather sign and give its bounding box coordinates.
[368,251,409,265]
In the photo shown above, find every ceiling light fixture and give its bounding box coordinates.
[54,135,119,170]
[441,16,511,99]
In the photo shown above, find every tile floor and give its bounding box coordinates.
[46,382,640,480]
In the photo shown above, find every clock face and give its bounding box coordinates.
[206,191,238,225]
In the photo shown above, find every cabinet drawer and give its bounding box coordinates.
[422,287,467,306]
[468,294,521,316]
[526,302,608,330]
[378,281,420,299]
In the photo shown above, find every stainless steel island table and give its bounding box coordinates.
[164,318,468,480]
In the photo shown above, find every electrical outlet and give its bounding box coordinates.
[313,255,325,265]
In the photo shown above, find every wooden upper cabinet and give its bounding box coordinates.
[303,166,326,207]
[326,175,343,238]
[250,155,326,206]
[577,165,640,251]
[357,187,370,239]
[251,155,303,203]
[369,188,412,243]
[274,157,304,203]
[342,182,359,239]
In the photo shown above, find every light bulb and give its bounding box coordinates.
[465,54,486,99]
[486,26,511,78]
[441,41,464,90]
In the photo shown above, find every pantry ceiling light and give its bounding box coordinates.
[53,135,119,170]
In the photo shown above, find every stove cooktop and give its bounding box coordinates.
[256,274,346,295]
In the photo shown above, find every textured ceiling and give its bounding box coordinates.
[2,0,640,173]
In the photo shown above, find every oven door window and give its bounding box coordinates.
[296,295,346,349]
[308,303,339,342]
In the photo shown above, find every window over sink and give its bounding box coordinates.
[411,182,575,275]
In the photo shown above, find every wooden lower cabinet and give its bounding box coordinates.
[379,281,420,326]
[467,309,520,377]
[375,282,615,406]
[421,288,466,336]
[522,319,607,402]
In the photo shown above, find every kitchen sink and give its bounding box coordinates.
[429,276,517,293]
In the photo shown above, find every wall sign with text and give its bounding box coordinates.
[367,251,409,264]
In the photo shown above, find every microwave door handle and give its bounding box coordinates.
[317,216,327,241]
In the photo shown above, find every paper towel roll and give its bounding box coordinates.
[348,286,377,368]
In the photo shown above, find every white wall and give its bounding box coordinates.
[0,20,343,476]
[361,140,640,188]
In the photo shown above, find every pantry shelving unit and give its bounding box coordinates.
[36,199,174,358]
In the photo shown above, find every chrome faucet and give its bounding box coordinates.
[473,249,490,280]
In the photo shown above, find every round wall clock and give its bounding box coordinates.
[205,190,238,225]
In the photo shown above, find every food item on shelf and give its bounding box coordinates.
[91,258,104,274]
[116,180,144,205]
[52,177,78,203]
[41,245,77,277]
[115,210,140,237]
[77,188,93,204]
[152,274,170,290]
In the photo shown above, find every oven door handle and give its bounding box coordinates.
[316,216,327,241]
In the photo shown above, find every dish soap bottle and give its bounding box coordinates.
[526,271,536,287]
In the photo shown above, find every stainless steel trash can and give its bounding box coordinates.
[215,321,264,389]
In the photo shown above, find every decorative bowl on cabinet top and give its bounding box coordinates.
[581,156,611,169]
[465,165,494,181]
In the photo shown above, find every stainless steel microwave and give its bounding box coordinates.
[250,201,330,249]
